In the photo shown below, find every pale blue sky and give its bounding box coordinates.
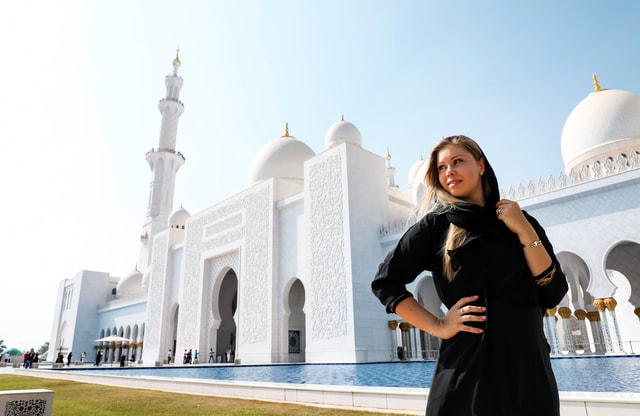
[2,0,639,350]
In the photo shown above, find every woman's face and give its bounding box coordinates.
[436,144,486,206]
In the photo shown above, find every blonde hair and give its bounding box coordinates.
[419,135,490,281]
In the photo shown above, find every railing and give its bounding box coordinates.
[500,150,640,201]
[145,147,185,161]
[379,150,640,237]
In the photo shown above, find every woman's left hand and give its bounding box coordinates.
[495,199,531,236]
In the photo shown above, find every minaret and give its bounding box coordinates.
[138,51,186,271]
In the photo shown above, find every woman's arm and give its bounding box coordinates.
[395,295,486,339]
[495,199,552,276]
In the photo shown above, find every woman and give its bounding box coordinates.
[371,135,568,416]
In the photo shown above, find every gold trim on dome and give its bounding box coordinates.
[280,122,292,138]
[592,73,601,92]
[341,114,345,122]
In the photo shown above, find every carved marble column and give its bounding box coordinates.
[399,322,412,360]
[586,311,606,355]
[557,307,575,354]
[543,308,561,355]
[573,309,593,354]
[604,297,624,353]
[593,299,615,353]
[388,320,398,361]
[413,327,423,360]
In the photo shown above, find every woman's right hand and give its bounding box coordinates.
[431,295,486,339]
[394,295,486,340]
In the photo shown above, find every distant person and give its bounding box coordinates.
[56,352,64,364]
[208,348,215,363]
[225,349,231,363]
[167,349,172,364]
[372,135,568,415]
[194,349,199,362]
[80,351,86,363]
[187,349,193,364]
[120,354,126,367]
[66,351,73,366]
[95,350,102,366]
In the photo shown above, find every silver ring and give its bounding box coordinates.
[497,207,503,215]
[461,306,465,314]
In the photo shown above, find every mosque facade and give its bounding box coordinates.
[49,56,640,365]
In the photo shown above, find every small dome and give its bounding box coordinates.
[408,155,426,184]
[116,269,143,297]
[561,85,640,171]
[248,125,315,185]
[169,206,191,229]
[325,117,362,149]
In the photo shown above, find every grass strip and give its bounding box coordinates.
[0,374,410,415]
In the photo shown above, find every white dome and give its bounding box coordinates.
[248,131,315,185]
[169,206,191,228]
[116,269,143,297]
[325,118,362,149]
[408,156,426,184]
[561,88,640,171]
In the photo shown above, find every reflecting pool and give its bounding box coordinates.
[73,355,640,393]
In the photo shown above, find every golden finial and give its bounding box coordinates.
[341,114,345,122]
[172,48,181,68]
[134,263,139,271]
[420,153,424,160]
[386,146,392,161]
[281,122,291,138]
[592,73,601,92]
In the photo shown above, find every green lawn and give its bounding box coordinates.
[0,375,411,415]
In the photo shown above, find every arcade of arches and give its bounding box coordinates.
[386,242,640,360]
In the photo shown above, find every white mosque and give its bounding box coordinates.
[49,54,640,365]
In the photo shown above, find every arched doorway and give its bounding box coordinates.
[168,305,178,363]
[215,270,237,363]
[606,241,640,353]
[285,279,306,363]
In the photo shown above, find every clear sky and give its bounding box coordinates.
[2,0,639,351]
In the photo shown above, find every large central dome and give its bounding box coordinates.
[248,124,315,185]
[561,78,640,171]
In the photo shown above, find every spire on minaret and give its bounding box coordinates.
[385,146,397,188]
[172,49,181,75]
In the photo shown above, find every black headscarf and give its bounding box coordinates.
[444,151,517,242]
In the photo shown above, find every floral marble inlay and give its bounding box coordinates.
[308,153,348,339]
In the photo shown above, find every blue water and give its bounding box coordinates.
[71,356,640,393]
